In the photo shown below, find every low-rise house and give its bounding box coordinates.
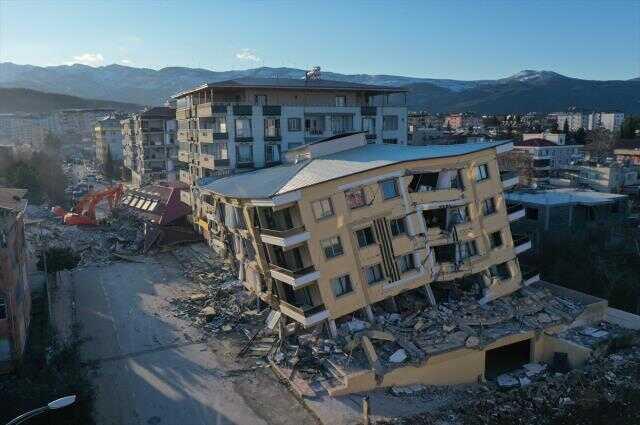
[574,162,640,194]
[505,188,629,255]
[0,188,30,372]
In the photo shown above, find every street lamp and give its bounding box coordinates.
[6,395,76,425]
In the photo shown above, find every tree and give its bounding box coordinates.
[44,132,63,152]
[585,128,615,162]
[620,116,640,139]
[562,119,570,134]
[573,128,586,144]
[103,147,114,179]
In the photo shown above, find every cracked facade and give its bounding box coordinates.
[198,133,531,334]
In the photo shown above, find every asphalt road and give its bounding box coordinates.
[72,254,317,425]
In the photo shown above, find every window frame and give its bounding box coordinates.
[287,117,302,132]
[345,187,367,209]
[383,115,399,131]
[379,178,399,200]
[264,117,280,138]
[0,296,6,320]
[331,274,354,298]
[389,217,406,237]
[489,230,503,249]
[396,253,416,274]
[482,197,497,216]
[311,197,334,220]
[356,226,376,248]
[475,163,490,182]
[320,236,344,259]
[364,263,384,285]
[234,117,252,138]
[335,96,347,107]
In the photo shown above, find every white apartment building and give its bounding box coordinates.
[121,107,177,187]
[94,115,124,167]
[522,132,566,145]
[172,76,408,217]
[554,112,588,132]
[554,111,624,133]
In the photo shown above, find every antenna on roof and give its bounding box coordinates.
[305,66,321,81]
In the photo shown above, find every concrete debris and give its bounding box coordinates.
[465,336,480,348]
[523,363,547,376]
[497,373,519,389]
[389,349,408,363]
[346,318,370,333]
[390,384,427,397]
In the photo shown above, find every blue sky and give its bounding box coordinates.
[0,0,638,80]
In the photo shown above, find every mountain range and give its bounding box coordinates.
[0,62,638,114]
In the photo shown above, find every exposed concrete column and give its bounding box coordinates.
[328,319,338,338]
[424,283,437,306]
[364,305,375,322]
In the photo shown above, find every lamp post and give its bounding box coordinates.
[6,395,76,425]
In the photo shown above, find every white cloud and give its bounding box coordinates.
[120,59,133,65]
[235,48,260,62]
[66,53,105,66]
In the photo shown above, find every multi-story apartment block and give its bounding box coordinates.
[0,113,48,147]
[121,107,177,187]
[0,188,30,372]
[553,111,625,133]
[553,112,588,132]
[573,162,640,194]
[200,133,527,334]
[52,108,116,140]
[94,115,124,173]
[172,77,408,218]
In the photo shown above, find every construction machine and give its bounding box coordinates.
[52,184,124,225]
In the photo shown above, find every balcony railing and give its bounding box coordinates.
[260,225,306,238]
[279,301,326,317]
[270,264,316,279]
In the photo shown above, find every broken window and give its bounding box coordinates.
[408,172,439,192]
[356,226,376,248]
[475,163,490,182]
[345,188,366,209]
[311,198,334,220]
[447,205,469,225]
[423,208,447,230]
[489,262,511,280]
[331,274,353,297]
[0,296,5,319]
[489,231,503,249]
[482,197,496,216]
[458,240,478,260]
[434,244,456,263]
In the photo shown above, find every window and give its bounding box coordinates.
[288,118,301,132]
[213,116,227,133]
[482,197,496,216]
[356,226,376,248]
[396,254,415,273]
[364,264,384,285]
[380,179,399,200]
[335,96,347,107]
[489,231,503,249]
[383,115,399,131]
[475,164,490,182]
[237,144,253,163]
[311,198,334,220]
[331,274,353,297]
[362,117,376,136]
[265,144,280,163]
[525,207,538,220]
[305,116,324,135]
[0,296,5,319]
[390,217,406,237]
[459,240,478,260]
[235,118,252,138]
[383,138,398,144]
[264,118,280,138]
[331,115,354,134]
[489,262,511,280]
[255,95,267,106]
[345,188,366,209]
[321,236,344,259]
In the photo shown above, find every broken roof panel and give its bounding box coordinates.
[202,141,511,200]
[506,188,627,206]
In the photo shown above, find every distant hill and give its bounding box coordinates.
[0,87,141,114]
[0,62,638,114]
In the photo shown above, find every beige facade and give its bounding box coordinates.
[200,135,526,333]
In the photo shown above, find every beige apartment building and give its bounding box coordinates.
[94,115,123,174]
[121,107,177,187]
[172,76,408,224]
[200,133,527,331]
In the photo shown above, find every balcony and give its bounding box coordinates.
[177,150,190,163]
[507,203,525,222]
[260,225,309,248]
[279,301,328,327]
[200,154,230,170]
[179,169,192,185]
[270,264,320,288]
[410,188,464,206]
[198,129,229,143]
[176,108,191,120]
[500,171,519,189]
[521,266,540,286]
[512,234,532,255]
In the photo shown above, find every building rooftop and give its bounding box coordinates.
[505,188,626,206]
[173,77,407,98]
[203,140,511,200]
[514,138,558,147]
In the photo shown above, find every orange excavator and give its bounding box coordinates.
[52,184,124,226]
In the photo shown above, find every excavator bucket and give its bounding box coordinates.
[51,206,67,218]
[63,212,97,226]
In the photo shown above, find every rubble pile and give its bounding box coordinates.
[25,208,144,267]
[390,331,640,425]
[169,245,261,334]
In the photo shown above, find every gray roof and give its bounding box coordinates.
[506,188,627,206]
[203,141,511,200]
[174,77,406,98]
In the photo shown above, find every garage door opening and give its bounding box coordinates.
[485,339,531,379]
